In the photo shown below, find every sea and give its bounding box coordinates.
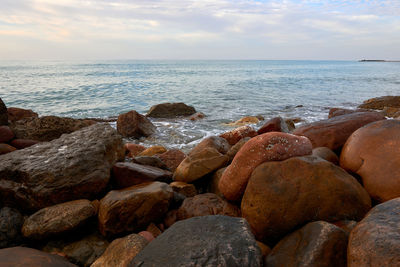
[1,60,399,150]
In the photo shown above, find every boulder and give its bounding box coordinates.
[112,162,172,189]
[225,116,262,127]
[10,139,39,149]
[348,197,400,267]
[219,125,257,146]
[189,112,205,121]
[98,182,174,236]
[22,199,97,240]
[170,181,197,197]
[7,107,38,122]
[131,215,262,267]
[266,221,347,267]
[225,137,250,161]
[91,233,148,267]
[0,143,16,155]
[189,136,230,156]
[146,223,162,238]
[208,167,226,197]
[137,145,167,156]
[257,117,289,134]
[0,98,7,125]
[0,247,77,266]
[257,241,271,259]
[132,156,168,170]
[146,102,196,118]
[0,207,24,248]
[340,119,400,202]
[382,106,400,117]
[241,156,371,243]
[117,110,156,138]
[219,132,312,201]
[0,126,14,143]
[293,111,386,150]
[156,149,186,172]
[124,143,146,157]
[0,124,124,211]
[333,220,357,233]
[177,193,240,221]
[358,95,400,110]
[312,146,339,165]
[328,108,368,118]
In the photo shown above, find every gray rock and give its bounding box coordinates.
[131,215,262,267]
[0,98,7,125]
[146,102,196,118]
[0,123,124,211]
[0,207,24,248]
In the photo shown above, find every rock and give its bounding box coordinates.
[138,231,155,242]
[241,156,371,243]
[340,119,400,202]
[333,220,357,233]
[219,125,257,146]
[382,106,400,117]
[0,98,7,125]
[312,146,339,165]
[257,241,271,259]
[348,197,400,267]
[0,126,14,143]
[163,209,178,228]
[225,116,261,127]
[257,117,289,134]
[125,143,146,158]
[358,95,400,110]
[177,193,240,221]
[0,246,77,266]
[22,199,97,240]
[131,215,262,267]
[156,149,186,172]
[328,108,368,118]
[170,181,197,197]
[98,182,174,236]
[0,207,24,248]
[7,107,38,122]
[189,136,231,156]
[189,112,205,121]
[10,139,39,149]
[219,132,312,201]
[91,233,148,267]
[208,167,226,197]
[293,111,386,150]
[146,223,162,238]
[0,124,124,211]
[284,119,296,131]
[0,143,16,155]
[132,156,168,170]
[112,162,172,189]
[265,221,348,267]
[225,137,251,161]
[117,110,156,138]
[146,102,196,118]
[137,145,167,156]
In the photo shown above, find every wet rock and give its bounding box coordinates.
[0,207,24,248]
[132,156,168,170]
[0,98,7,125]
[177,193,240,221]
[257,117,289,134]
[358,95,400,110]
[0,124,124,211]
[117,110,156,138]
[293,111,386,150]
[90,233,148,267]
[10,138,39,149]
[340,119,400,202]
[131,215,262,267]
[312,146,339,165]
[219,125,257,146]
[146,102,196,118]
[137,145,167,156]
[125,143,146,158]
[0,246,77,266]
[266,221,348,267]
[170,181,197,197]
[156,149,186,172]
[0,143,16,155]
[219,132,312,201]
[0,126,14,143]
[10,115,96,142]
[241,156,371,243]
[7,107,38,122]
[22,199,97,240]
[98,182,174,236]
[112,162,172,189]
[225,137,250,161]
[189,112,205,121]
[348,197,400,267]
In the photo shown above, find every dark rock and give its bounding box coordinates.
[146,102,196,118]
[131,215,262,267]
[132,156,169,170]
[0,126,14,143]
[7,107,38,122]
[0,98,7,125]
[208,167,226,197]
[266,221,347,267]
[10,139,39,149]
[257,117,289,134]
[0,124,124,211]
[0,207,24,248]
[156,149,186,172]
[117,110,156,138]
[358,95,400,110]
[0,143,16,155]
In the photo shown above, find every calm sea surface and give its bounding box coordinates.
[1,60,399,149]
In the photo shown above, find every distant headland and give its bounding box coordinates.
[359,59,400,62]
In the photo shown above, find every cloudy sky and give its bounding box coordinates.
[1,0,399,60]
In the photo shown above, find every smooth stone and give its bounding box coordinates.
[257,117,289,134]
[0,126,14,143]
[0,143,16,155]
[146,102,196,118]
[116,110,155,138]
[0,207,24,248]
[219,125,257,145]
[169,181,197,197]
[156,149,186,172]
[312,146,339,165]
[358,95,400,110]
[10,138,39,149]
[0,247,77,266]
[7,107,38,122]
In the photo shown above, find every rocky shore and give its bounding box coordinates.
[0,96,400,266]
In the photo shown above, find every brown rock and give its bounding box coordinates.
[112,162,172,189]
[284,119,296,131]
[293,111,386,150]
[10,138,39,149]
[22,199,97,240]
[139,231,155,242]
[225,137,250,162]
[170,181,197,197]
[146,102,196,118]
[146,223,162,238]
[328,108,369,118]
[266,221,348,267]
[117,110,156,138]
[125,143,146,157]
[0,143,16,155]
[340,119,400,202]
[156,149,186,172]
[91,233,148,267]
[333,220,357,233]
[163,209,178,228]
[208,167,226,197]
[257,117,289,134]
[219,132,313,201]
[98,182,174,236]
[348,197,400,267]
[358,95,400,110]
[177,193,240,221]
[0,247,77,266]
[0,98,7,125]
[312,146,339,165]
[241,156,371,243]
[225,116,261,127]
[382,106,400,117]
[132,156,168,170]
[219,125,257,146]
[189,136,230,156]
[257,241,271,259]
[138,145,167,156]
[189,112,205,121]
[0,126,14,143]
[7,107,38,122]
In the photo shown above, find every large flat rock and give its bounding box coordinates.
[0,123,124,211]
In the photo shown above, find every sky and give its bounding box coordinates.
[0,0,399,60]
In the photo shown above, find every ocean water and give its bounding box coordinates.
[1,60,399,150]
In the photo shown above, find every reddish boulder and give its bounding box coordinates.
[241,156,371,243]
[146,102,196,118]
[293,111,385,150]
[257,117,289,134]
[156,149,186,172]
[340,119,400,202]
[0,98,7,125]
[312,146,339,165]
[0,247,76,266]
[266,221,347,267]
[328,108,368,118]
[10,138,39,149]
[117,110,155,138]
[138,145,167,156]
[219,125,257,145]
[219,132,312,201]
[0,143,16,155]
[0,126,14,143]
[348,197,400,267]
[125,143,146,157]
[358,95,400,110]
[7,107,38,122]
